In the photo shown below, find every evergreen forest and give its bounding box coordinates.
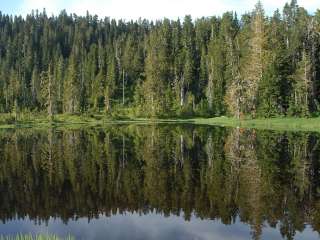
[0,0,320,119]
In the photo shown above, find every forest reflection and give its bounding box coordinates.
[0,125,319,240]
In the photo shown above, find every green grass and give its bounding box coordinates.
[0,113,320,132]
[0,234,74,240]
[0,113,105,129]
[191,116,320,132]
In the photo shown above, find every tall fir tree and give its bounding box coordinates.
[241,1,266,117]
[288,51,312,116]
[40,64,57,120]
[63,51,81,114]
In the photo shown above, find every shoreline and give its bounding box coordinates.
[0,114,320,132]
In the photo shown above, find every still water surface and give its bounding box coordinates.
[0,124,319,240]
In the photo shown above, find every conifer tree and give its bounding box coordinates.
[207,34,225,115]
[31,66,40,109]
[241,1,266,117]
[40,64,57,120]
[105,54,117,113]
[288,51,312,116]
[257,10,290,117]
[181,15,196,109]
[140,28,169,117]
[63,52,80,114]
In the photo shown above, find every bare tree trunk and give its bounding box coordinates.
[180,76,185,107]
[304,54,308,106]
[105,96,111,113]
[48,71,53,121]
[122,134,125,168]
[236,97,240,120]
[5,85,8,112]
[207,58,213,111]
[180,87,184,107]
[122,70,125,106]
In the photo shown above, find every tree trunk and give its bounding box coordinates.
[122,70,125,106]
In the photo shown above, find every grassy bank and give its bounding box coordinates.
[0,113,320,132]
[0,113,105,129]
[192,116,320,132]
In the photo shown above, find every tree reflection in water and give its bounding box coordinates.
[0,125,319,240]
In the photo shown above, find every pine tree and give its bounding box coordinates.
[172,19,184,108]
[105,54,117,113]
[122,35,144,101]
[181,15,196,110]
[54,55,65,113]
[257,10,291,117]
[85,44,98,111]
[40,64,57,120]
[207,34,225,115]
[9,68,20,114]
[63,52,80,114]
[92,68,105,111]
[140,27,170,117]
[199,47,208,100]
[224,15,243,119]
[195,18,211,103]
[31,66,40,109]
[241,1,266,117]
[288,51,312,116]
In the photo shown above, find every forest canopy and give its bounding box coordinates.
[0,0,319,118]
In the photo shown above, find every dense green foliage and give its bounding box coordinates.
[0,1,319,118]
[0,126,320,240]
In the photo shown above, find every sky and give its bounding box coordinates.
[0,213,318,240]
[1,0,319,20]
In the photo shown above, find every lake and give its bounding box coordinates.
[0,124,319,240]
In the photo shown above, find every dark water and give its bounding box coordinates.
[0,124,320,240]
